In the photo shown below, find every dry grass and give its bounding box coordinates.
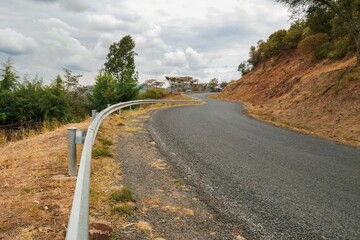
[0,95,202,239]
[0,120,90,239]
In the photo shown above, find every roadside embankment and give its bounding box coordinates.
[218,50,360,147]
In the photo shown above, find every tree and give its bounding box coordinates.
[62,68,87,120]
[87,72,118,111]
[40,76,72,122]
[276,0,360,65]
[0,58,19,123]
[220,81,229,90]
[165,76,196,92]
[208,78,219,92]
[15,76,44,123]
[63,68,82,92]
[238,61,251,76]
[0,57,19,92]
[104,35,139,101]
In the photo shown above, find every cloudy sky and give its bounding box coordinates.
[0,0,290,85]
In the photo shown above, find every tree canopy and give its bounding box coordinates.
[277,0,360,65]
[102,35,140,102]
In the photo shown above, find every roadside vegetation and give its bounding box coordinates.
[238,0,359,75]
[0,35,141,143]
[220,0,360,147]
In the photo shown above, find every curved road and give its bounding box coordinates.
[149,93,360,239]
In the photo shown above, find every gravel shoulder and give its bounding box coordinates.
[113,108,244,240]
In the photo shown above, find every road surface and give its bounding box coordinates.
[149,93,360,239]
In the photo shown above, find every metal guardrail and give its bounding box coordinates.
[66,98,201,240]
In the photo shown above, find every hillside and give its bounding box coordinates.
[218,50,360,147]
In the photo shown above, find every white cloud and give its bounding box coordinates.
[164,50,187,67]
[185,48,208,69]
[0,0,290,84]
[0,28,38,55]
[43,28,99,72]
[59,0,90,12]
[87,14,123,31]
[38,18,78,32]
[29,0,91,12]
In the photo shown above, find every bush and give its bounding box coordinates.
[284,20,305,48]
[328,36,352,60]
[138,88,168,99]
[317,42,333,60]
[298,33,329,60]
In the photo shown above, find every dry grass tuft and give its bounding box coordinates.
[0,119,90,239]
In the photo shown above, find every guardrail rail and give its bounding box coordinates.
[66,97,201,240]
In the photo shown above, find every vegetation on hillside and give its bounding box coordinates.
[238,0,358,75]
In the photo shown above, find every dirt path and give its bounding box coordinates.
[113,109,244,240]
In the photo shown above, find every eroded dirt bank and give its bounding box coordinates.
[218,50,360,147]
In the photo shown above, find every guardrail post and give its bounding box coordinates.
[130,105,132,111]
[67,127,77,176]
[91,110,97,121]
[107,104,111,108]
[118,102,122,115]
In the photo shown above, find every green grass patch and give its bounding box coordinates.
[111,204,134,215]
[92,146,113,158]
[109,187,133,202]
[172,179,185,186]
[99,137,114,146]
[23,188,33,194]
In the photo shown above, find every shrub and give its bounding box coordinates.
[138,88,168,99]
[328,36,352,60]
[317,42,333,60]
[284,21,305,48]
[298,33,329,60]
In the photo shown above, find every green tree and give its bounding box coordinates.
[284,20,305,48]
[208,78,219,92]
[276,0,360,65]
[0,57,19,92]
[263,29,288,58]
[62,69,88,120]
[63,68,82,92]
[0,58,19,123]
[15,76,44,123]
[104,35,139,101]
[306,5,335,34]
[87,72,118,111]
[238,61,251,76]
[40,76,72,122]
[220,81,229,90]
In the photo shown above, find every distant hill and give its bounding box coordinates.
[218,50,360,147]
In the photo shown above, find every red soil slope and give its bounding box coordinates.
[218,49,360,147]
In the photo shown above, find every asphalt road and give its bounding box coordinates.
[149,93,360,239]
